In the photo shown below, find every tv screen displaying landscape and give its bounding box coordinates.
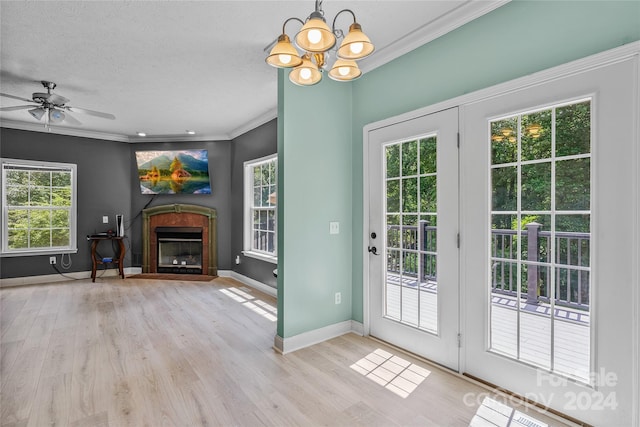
[135,149,211,194]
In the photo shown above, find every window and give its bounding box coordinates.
[1,158,77,256]
[243,154,277,263]
[489,99,591,380]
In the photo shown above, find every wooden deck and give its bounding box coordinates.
[385,273,590,380]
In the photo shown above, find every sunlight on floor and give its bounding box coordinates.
[469,396,548,427]
[350,348,431,398]
[219,287,277,322]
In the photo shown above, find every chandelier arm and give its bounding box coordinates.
[331,9,356,34]
[281,17,305,35]
[263,17,306,53]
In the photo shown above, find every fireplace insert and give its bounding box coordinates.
[156,227,203,274]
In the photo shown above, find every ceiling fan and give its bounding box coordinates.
[0,80,115,126]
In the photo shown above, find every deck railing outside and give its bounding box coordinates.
[491,223,590,310]
[386,221,590,310]
[387,221,436,283]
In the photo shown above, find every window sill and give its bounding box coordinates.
[242,251,277,264]
[0,248,78,258]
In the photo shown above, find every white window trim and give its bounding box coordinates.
[242,250,278,264]
[1,158,78,257]
[243,153,277,263]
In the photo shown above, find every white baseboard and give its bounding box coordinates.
[218,270,277,298]
[273,320,365,354]
[0,267,142,288]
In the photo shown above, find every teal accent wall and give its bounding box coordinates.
[279,74,353,338]
[278,0,640,333]
[350,0,640,322]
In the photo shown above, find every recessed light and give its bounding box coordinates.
[186,130,196,135]
[137,132,147,137]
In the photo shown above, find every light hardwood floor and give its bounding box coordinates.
[1,277,570,426]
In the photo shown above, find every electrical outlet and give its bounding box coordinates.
[335,292,341,304]
[49,256,56,265]
[102,216,109,224]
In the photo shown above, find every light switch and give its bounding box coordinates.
[102,216,109,224]
[329,221,339,235]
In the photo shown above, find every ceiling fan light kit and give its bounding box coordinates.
[28,107,45,121]
[0,80,115,128]
[265,0,374,86]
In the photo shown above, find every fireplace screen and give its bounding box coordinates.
[156,227,203,274]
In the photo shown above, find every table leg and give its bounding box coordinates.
[91,240,99,282]
[118,240,126,279]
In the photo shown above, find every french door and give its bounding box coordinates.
[365,55,637,425]
[367,107,459,370]
[461,58,637,426]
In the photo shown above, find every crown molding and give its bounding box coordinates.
[127,133,231,143]
[359,0,511,74]
[0,118,234,143]
[0,118,130,142]
[229,107,278,140]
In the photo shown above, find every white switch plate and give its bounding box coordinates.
[335,292,341,304]
[329,221,339,234]
[102,216,109,224]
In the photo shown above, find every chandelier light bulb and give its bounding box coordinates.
[266,33,302,68]
[337,23,374,60]
[307,29,322,44]
[279,54,292,65]
[296,16,336,52]
[300,68,312,80]
[350,42,364,55]
[328,58,362,81]
[289,53,321,86]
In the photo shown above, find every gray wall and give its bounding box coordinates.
[0,128,132,278]
[128,140,233,270]
[230,119,277,287]
[1,121,277,283]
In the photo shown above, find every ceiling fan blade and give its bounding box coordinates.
[48,93,70,105]
[63,111,82,126]
[0,105,34,111]
[0,92,35,103]
[66,106,115,120]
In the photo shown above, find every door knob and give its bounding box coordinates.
[368,246,379,255]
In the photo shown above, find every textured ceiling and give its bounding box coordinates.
[0,1,506,142]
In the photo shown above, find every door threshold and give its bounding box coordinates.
[367,335,587,427]
[462,373,591,427]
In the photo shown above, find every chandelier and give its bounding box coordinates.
[265,0,374,86]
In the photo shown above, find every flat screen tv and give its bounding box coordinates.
[135,149,211,194]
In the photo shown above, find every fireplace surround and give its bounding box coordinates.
[142,204,217,276]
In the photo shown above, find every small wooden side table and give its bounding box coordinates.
[89,235,125,282]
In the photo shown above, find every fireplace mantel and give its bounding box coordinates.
[142,204,217,276]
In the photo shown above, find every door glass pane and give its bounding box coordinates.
[521,109,552,161]
[489,99,592,382]
[556,101,590,157]
[384,135,438,333]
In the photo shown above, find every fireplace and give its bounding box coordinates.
[156,227,203,274]
[142,204,217,276]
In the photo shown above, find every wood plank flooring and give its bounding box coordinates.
[1,277,569,426]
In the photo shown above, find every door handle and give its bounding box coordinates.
[368,246,380,256]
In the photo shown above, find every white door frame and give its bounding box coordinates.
[362,41,639,424]
[366,107,460,370]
